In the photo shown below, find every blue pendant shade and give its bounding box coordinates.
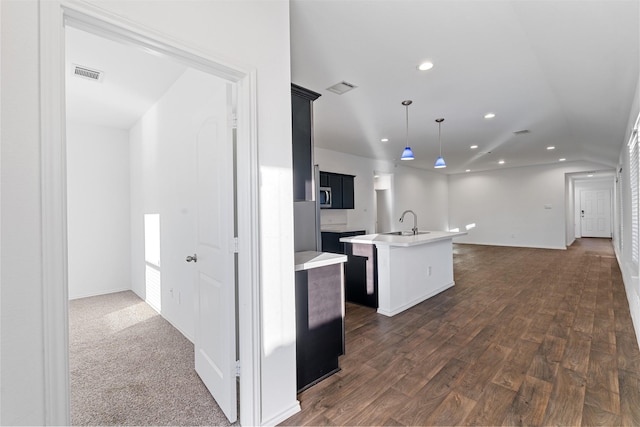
[401,147,414,160]
[434,117,446,168]
[400,100,414,160]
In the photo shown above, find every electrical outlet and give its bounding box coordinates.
[428,266,432,276]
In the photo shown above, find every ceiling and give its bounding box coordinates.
[65,26,187,130]
[66,1,639,175]
[290,0,640,174]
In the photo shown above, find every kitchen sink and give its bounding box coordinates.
[383,231,430,236]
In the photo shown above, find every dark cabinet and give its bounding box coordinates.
[321,231,378,309]
[292,84,321,201]
[319,172,330,187]
[340,175,355,209]
[344,243,377,308]
[329,174,343,208]
[319,171,355,209]
[295,264,344,392]
[321,230,363,253]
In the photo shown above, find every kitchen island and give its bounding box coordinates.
[340,231,466,316]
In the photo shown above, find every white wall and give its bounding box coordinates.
[1,1,296,425]
[565,173,576,246]
[129,68,227,340]
[392,165,449,232]
[1,1,47,424]
[315,147,448,233]
[67,122,131,299]
[615,73,640,346]
[449,161,612,250]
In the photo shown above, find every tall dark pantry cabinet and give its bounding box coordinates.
[292,85,318,202]
[292,84,347,392]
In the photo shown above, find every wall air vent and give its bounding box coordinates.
[513,129,530,135]
[326,81,357,95]
[73,64,104,82]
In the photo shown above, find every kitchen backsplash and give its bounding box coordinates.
[320,209,348,226]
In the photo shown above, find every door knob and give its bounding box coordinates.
[186,254,198,263]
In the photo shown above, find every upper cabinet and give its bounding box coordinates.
[291,83,355,209]
[320,171,355,209]
[291,84,321,202]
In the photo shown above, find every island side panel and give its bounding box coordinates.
[376,238,455,316]
[375,244,392,314]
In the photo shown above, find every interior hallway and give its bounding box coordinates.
[282,239,640,426]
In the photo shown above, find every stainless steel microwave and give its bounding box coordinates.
[319,187,332,208]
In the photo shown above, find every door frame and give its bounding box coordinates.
[572,177,615,240]
[39,2,262,425]
[579,188,613,238]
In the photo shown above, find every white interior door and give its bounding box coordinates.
[580,189,612,238]
[193,84,237,422]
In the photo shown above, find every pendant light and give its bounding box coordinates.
[434,117,446,168]
[400,100,414,160]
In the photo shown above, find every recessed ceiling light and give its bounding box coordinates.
[417,61,434,71]
[588,174,594,177]
[498,160,505,164]
[470,145,478,149]
[559,158,566,162]
[465,169,471,172]
[484,113,496,119]
[381,138,389,142]
[547,146,556,150]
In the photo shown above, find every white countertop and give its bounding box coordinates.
[294,251,348,271]
[339,230,467,247]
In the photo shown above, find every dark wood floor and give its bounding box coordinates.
[281,239,640,426]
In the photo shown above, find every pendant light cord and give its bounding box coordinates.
[438,121,442,156]
[406,105,409,147]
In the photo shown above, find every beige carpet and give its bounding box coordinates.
[69,291,235,426]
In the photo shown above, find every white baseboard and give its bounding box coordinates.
[68,287,131,300]
[455,241,568,250]
[260,401,301,426]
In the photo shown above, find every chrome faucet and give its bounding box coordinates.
[399,210,418,235]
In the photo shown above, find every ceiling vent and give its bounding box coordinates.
[513,129,530,135]
[73,64,104,82]
[326,81,357,95]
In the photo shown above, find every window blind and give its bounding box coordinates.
[630,124,639,265]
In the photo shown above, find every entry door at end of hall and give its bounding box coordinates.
[580,189,612,238]
[192,81,237,423]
